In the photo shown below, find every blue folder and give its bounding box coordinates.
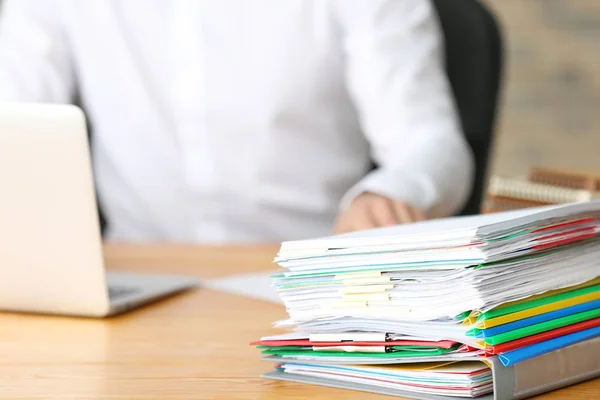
[476,299,600,338]
[498,325,600,366]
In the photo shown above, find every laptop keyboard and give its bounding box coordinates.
[108,286,139,300]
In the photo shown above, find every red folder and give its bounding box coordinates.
[251,339,458,349]
[483,317,600,355]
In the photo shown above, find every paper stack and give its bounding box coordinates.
[253,202,600,399]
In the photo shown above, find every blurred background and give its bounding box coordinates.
[482,0,600,177]
[3,0,598,178]
[1,0,600,203]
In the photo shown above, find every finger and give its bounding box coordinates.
[392,202,414,224]
[407,206,426,222]
[367,197,399,227]
[333,208,351,234]
[333,219,347,234]
[333,215,354,234]
[351,206,378,231]
[345,197,380,232]
[334,205,376,234]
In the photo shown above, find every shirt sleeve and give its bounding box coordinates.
[329,0,475,218]
[0,0,74,102]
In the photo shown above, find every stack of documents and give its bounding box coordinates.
[254,202,600,398]
[276,362,494,398]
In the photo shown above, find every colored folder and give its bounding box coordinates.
[498,325,600,366]
[461,276,600,325]
[482,317,600,355]
[474,298,600,338]
[473,283,600,329]
[259,346,459,358]
[251,339,458,349]
[482,307,600,345]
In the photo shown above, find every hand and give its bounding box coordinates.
[334,192,425,234]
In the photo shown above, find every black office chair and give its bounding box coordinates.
[432,0,503,215]
[74,92,107,234]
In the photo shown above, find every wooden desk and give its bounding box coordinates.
[0,244,597,399]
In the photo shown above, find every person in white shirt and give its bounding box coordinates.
[0,0,474,243]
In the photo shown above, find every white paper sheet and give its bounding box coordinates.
[277,201,600,260]
[204,271,283,304]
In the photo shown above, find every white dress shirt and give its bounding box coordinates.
[0,0,474,243]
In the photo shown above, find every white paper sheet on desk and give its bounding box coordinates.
[204,271,283,304]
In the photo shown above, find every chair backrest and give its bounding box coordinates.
[431,0,503,215]
[73,89,107,234]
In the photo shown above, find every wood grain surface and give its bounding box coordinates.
[0,243,595,399]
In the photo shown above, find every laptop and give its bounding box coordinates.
[0,103,198,317]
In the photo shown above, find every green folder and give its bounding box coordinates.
[260,346,458,358]
[257,345,454,353]
[477,283,600,322]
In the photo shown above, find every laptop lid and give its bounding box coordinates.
[0,103,110,316]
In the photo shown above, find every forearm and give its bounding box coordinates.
[342,129,474,218]
[331,0,474,218]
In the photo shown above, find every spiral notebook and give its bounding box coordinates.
[487,176,600,205]
[483,167,600,214]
